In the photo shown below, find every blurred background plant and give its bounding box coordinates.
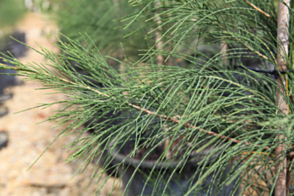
[0,0,26,37]
[52,0,150,64]
[0,0,26,28]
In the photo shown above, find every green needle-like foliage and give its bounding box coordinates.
[1,0,294,195]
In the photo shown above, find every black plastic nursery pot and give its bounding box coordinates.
[0,104,8,117]
[0,131,8,150]
[0,31,26,99]
[0,31,27,57]
[105,143,240,196]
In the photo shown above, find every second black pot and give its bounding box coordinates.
[105,144,240,196]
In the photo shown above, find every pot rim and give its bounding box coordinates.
[106,143,221,169]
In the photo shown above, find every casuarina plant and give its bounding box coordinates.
[1,0,294,195]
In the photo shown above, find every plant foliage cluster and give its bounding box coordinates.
[1,0,294,195]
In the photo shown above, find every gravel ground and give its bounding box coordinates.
[0,13,122,196]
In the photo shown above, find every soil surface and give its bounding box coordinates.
[0,13,121,196]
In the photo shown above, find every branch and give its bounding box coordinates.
[0,61,277,149]
[275,1,290,195]
[243,0,275,21]
[0,62,37,73]
[130,103,250,145]
[213,22,271,62]
[2,61,252,142]
[4,61,293,160]
[154,0,164,65]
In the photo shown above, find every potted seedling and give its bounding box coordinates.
[1,0,294,195]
